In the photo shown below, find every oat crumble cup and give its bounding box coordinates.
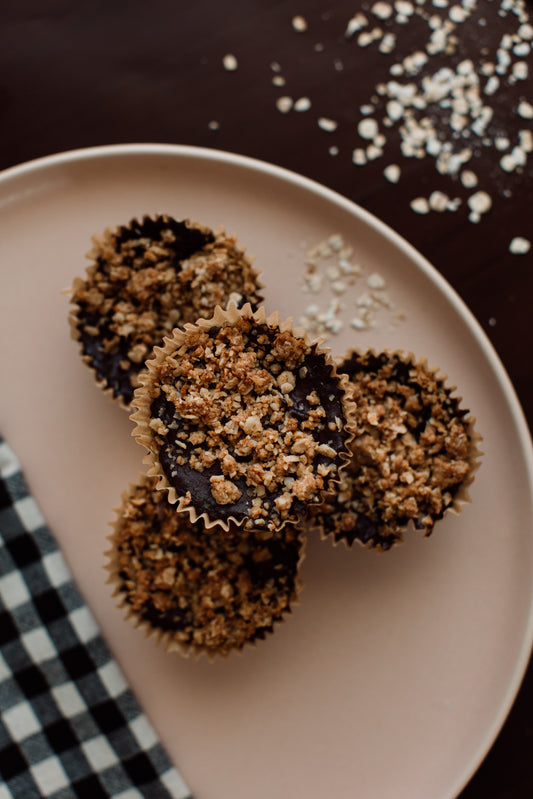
[308,349,482,551]
[130,302,356,532]
[105,474,305,659]
[68,214,263,409]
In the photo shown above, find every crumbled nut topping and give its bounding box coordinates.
[139,314,351,530]
[70,215,262,405]
[111,476,302,657]
[310,351,475,549]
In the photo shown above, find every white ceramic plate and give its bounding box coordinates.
[1,144,532,799]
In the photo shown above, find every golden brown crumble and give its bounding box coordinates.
[133,310,352,530]
[309,350,477,550]
[69,215,262,406]
[110,475,303,657]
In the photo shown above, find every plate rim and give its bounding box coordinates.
[2,141,533,798]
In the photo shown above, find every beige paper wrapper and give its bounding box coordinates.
[130,302,356,533]
[67,216,264,410]
[306,347,483,552]
[105,475,305,660]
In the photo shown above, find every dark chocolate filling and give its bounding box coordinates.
[114,215,214,263]
[79,316,139,404]
[333,514,396,551]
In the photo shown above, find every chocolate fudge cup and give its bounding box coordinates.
[68,214,263,409]
[130,302,356,532]
[106,474,305,659]
[308,349,482,552]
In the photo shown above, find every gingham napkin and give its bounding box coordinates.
[0,437,193,799]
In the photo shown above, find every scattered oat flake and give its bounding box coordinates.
[467,191,492,215]
[519,130,533,152]
[222,54,238,71]
[328,234,344,251]
[384,163,401,182]
[509,236,531,254]
[276,96,293,113]
[395,0,414,15]
[380,33,397,53]
[512,61,529,80]
[411,197,430,214]
[358,118,379,140]
[208,120,220,130]
[461,169,478,188]
[372,2,393,19]
[292,15,308,32]
[366,145,383,161]
[429,190,450,211]
[345,13,368,37]
[500,153,517,172]
[367,272,387,289]
[518,100,533,119]
[358,28,384,47]
[318,117,338,132]
[294,97,311,112]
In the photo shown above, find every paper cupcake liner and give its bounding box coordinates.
[105,474,306,660]
[130,301,356,533]
[67,215,264,410]
[306,347,482,552]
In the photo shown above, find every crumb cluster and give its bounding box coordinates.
[310,350,476,550]
[70,215,262,405]
[135,311,351,530]
[218,0,531,237]
[298,232,405,340]
[111,475,302,657]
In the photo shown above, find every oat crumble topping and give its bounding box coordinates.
[309,350,476,550]
[134,311,352,530]
[70,215,262,406]
[110,475,303,657]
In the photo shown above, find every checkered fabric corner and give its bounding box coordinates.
[0,437,193,799]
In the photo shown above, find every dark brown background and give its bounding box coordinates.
[2,1,532,796]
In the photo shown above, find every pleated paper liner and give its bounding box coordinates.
[67,214,264,410]
[306,348,483,553]
[105,474,305,660]
[130,301,357,534]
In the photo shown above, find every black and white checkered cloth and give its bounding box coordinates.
[0,437,193,799]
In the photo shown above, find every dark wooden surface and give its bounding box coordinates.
[2,1,532,796]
